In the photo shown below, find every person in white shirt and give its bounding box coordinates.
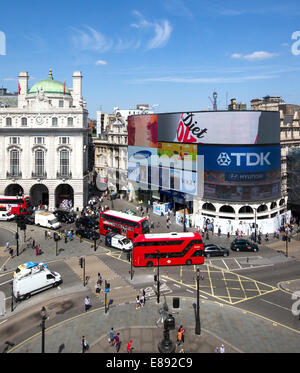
[220,344,225,353]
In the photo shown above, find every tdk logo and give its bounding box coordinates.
[217,152,271,167]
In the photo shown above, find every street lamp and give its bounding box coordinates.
[195,267,201,335]
[156,249,160,304]
[40,306,48,353]
[253,207,257,243]
[183,194,186,232]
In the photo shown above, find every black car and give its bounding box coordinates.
[76,216,98,229]
[54,210,75,224]
[204,244,229,258]
[230,239,259,252]
[76,228,100,241]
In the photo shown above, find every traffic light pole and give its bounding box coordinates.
[83,258,86,287]
[156,250,160,304]
[16,225,19,257]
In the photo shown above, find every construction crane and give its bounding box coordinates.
[208,91,218,111]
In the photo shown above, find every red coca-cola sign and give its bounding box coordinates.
[176,113,207,143]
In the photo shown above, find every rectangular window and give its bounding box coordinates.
[21,117,27,126]
[34,137,45,144]
[6,117,12,126]
[10,137,20,144]
[35,150,44,175]
[59,100,64,107]
[60,150,69,175]
[59,137,69,144]
[10,150,19,175]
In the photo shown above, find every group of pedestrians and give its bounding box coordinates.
[214,344,225,353]
[108,327,133,353]
[136,289,146,309]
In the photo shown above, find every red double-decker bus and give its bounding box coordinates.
[0,195,32,215]
[132,232,204,267]
[99,210,150,240]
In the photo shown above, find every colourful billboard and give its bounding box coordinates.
[157,142,197,171]
[128,114,158,147]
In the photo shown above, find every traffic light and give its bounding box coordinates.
[79,257,83,268]
[154,274,157,282]
[126,252,131,262]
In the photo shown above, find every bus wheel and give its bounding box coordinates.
[146,261,153,267]
[186,259,192,265]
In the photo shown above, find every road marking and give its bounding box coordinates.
[186,289,193,293]
[0,256,11,272]
[260,299,291,312]
[173,284,181,288]
[4,296,11,300]
[222,259,229,270]
[234,258,242,269]
[0,279,12,286]
[0,319,8,325]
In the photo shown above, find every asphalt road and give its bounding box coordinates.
[0,212,299,352]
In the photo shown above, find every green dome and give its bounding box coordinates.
[28,69,71,96]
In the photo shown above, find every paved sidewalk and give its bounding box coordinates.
[9,297,300,353]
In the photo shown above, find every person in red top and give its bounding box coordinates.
[127,340,133,353]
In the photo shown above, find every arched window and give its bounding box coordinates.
[219,205,235,214]
[257,204,268,212]
[60,149,69,176]
[67,117,73,126]
[238,206,253,214]
[52,117,58,126]
[35,150,45,176]
[202,203,216,212]
[10,149,19,176]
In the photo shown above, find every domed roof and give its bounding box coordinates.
[28,69,71,96]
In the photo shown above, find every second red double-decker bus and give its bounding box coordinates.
[0,195,32,215]
[99,210,150,240]
[132,232,204,267]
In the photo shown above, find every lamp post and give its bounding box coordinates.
[253,207,257,243]
[183,194,186,232]
[11,281,14,312]
[195,267,201,335]
[40,306,48,353]
[156,249,160,304]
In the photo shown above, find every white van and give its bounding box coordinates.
[13,265,62,301]
[35,211,61,229]
[105,233,133,251]
[0,211,15,221]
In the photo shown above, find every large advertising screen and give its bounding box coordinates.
[157,111,280,144]
[199,144,281,201]
[128,114,158,147]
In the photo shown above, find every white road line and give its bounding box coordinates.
[200,295,208,299]
[233,264,273,271]
[0,319,8,325]
[234,258,242,269]
[186,289,194,293]
[260,299,291,312]
[4,296,11,301]
[0,279,12,286]
[222,259,229,270]
[173,284,181,288]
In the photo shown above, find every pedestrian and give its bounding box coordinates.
[220,344,225,353]
[95,282,101,294]
[84,296,91,312]
[64,233,68,244]
[97,273,102,285]
[127,340,133,353]
[218,227,221,236]
[179,325,185,344]
[177,328,182,346]
[214,347,220,353]
[227,232,230,239]
[136,295,141,309]
[5,241,10,251]
[47,231,51,239]
[109,328,115,345]
[32,239,35,249]
[140,294,145,307]
[81,336,89,353]
[114,332,121,353]
[9,247,13,258]
[142,289,146,305]
[35,245,39,256]
[69,231,73,241]
[45,231,47,240]
[206,231,209,240]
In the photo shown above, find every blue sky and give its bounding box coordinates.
[1,0,300,118]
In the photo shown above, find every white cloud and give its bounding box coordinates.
[131,11,173,49]
[71,26,113,52]
[95,60,107,66]
[231,51,278,61]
